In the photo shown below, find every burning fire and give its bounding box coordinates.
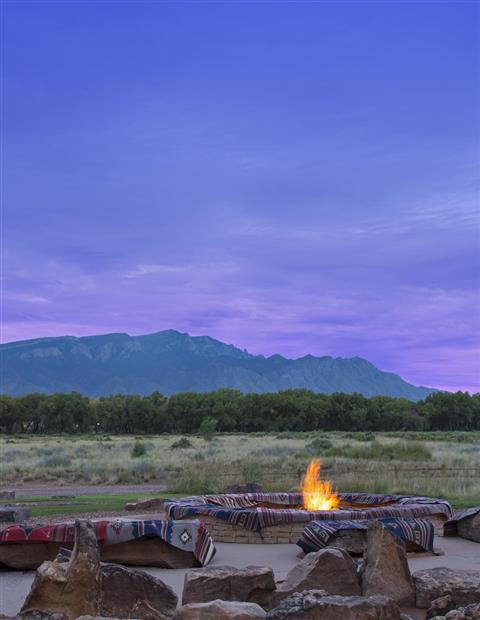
[301,458,340,511]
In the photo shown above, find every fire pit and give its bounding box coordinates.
[165,459,452,544]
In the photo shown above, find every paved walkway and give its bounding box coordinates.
[0,537,478,617]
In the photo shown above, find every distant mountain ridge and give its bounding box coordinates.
[1,329,436,400]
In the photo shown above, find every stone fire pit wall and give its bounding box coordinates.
[165,492,452,544]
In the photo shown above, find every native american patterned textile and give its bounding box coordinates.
[0,518,216,566]
[297,517,435,554]
[165,493,452,533]
[444,506,480,536]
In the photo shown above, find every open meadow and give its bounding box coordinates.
[1,431,479,511]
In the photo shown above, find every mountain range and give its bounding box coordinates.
[0,330,437,400]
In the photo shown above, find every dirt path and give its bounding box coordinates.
[9,483,168,497]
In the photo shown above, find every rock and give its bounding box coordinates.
[173,600,266,619]
[100,563,177,619]
[0,505,30,522]
[125,497,165,511]
[413,567,480,608]
[458,511,480,543]
[428,602,480,619]
[361,521,415,607]
[427,596,480,620]
[182,566,276,608]
[427,595,456,618]
[273,548,360,605]
[21,520,102,620]
[266,590,401,619]
[224,483,263,494]
[17,612,68,620]
[0,491,15,499]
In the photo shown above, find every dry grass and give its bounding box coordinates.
[1,432,479,507]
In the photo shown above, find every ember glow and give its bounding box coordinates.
[301,458,340,511]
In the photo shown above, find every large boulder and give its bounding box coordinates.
[457,511,480,543]
[182,566,276,608]
[266,590,401,619]
[173,600,266,619]
[361,521,415,606]
[21,520,102,620]
[273,548,360,606]
[101,563,177,619]
[413,567,480,608]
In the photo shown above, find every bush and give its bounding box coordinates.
[198,417,217,441]
[0,449,23,463]
[131,441,149,458]
[170,437,193,450]
[132,460,157,479]
[306,438,333,453]
[40,454,72,468]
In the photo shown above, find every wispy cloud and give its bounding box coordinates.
[123,263,187,279]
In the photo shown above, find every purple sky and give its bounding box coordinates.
[3,2,480,392]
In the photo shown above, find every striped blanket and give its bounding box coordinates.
[0,518,216,566]
[297,517,435,554]
[165,493,452,533]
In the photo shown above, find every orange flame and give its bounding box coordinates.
[301,458,340,511]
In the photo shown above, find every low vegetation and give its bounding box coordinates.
[1,431,479,507]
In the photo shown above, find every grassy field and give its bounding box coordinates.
[1,431,479,509]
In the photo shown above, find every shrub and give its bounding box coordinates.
[170,437,193,450]
[132,460,157,479]
[306,438,333,453]
[131,441,148,458]
[0,450,23,463]
[198,416,217,441]
[40,454,72,468]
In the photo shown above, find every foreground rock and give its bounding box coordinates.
[21,520,102,619]
[21,519,177,619]
[273,548,360,605]
[266,590,401,619]
[361,521,415,606]
[413,567,480,608]
[182,566,276,608]
[125,497,165,511]
[101,563,177,619]
[428,602,480,619]
[16,612,68,620]
[458,511,480,543]
[427,595,480,619]
[174,600,266,619]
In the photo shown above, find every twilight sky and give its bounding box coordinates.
[3,1,479,392]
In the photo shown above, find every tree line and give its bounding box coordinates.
[0,389,479,435]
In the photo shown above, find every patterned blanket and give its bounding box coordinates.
[165,493,452,534]
[0,518,216,566]
[297,517,435,554]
